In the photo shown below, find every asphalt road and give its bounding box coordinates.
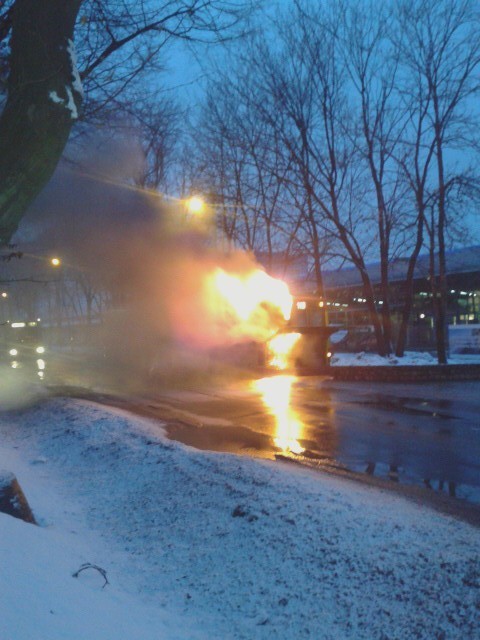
[45,351,480,505]
[134,375,480,504]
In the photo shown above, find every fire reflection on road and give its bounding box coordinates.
[253,375,305,455]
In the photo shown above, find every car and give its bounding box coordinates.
[0,320,47,380]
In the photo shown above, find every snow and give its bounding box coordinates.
[47,40,82,120]
[0,469,15,486]
[64,86,78,120]
[0,512,176,640]
[48,88,78,120]
[48,91,64,105]
[66,39,84,98]
[331,351,480,366]
[0,398,479,639]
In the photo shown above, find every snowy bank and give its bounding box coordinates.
[331,351,480,366]
[0,399,479,640]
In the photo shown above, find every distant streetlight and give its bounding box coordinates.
[50,257,61,267]
[1,291,7,298]
[185,196,205,215]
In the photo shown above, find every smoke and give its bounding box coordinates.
[8,132,286,391]
[144,245,287,348]
[0,367,47,410]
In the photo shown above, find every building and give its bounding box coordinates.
[291,245,480,352]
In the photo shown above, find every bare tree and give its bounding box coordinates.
[0,0,82,245]
[246,2,399,353]
[0,0,259,246]
[203,0,480,358]
[396,0,480,362]
[195,75,302,265]
[393,91,435,357]
[132,94,182,191]
[342,0,409,353]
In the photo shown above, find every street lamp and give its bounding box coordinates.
[185,196,205,215]
[50,257,61,267]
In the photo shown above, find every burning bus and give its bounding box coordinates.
[189,265,341,374]
[0,320,47,380]
[265,295,341,372]
[196,266,340,373]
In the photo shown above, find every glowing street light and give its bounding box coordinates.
[185,196,205,215]
[1,291,7,298]
[50,257,61,267]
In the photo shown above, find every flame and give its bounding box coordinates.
[267,332,301,370]
[254,376,304,454]
[212,268,292,322]
[166,260,293,348]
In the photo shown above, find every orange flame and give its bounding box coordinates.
[253,376,305,454]
[193,267,294,344]
[211,268,292,322]
[267,332,301,370]
[167,261,293,348]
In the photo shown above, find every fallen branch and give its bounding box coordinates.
[72,562,109,588]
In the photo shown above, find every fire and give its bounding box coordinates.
[191,266,294,344]
[254,376,305,454]
[212,268,292,322]
[267,332,301,370]
[166,258,294,348]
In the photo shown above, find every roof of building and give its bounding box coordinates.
[316,245,480,290]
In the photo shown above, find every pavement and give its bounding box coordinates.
[47,373,480,527]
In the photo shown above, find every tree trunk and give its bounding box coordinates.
[380,257,393,355]
[395,211,424,357]
[360,271,387,356]
[307,192,327,324]
[434,125,448,364]
[0,471,36,524]
[0,0,82,245]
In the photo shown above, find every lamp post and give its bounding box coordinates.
[183,195,220,245]
[183,194,233,250]
[0,290,8,324]
[185,196,205,216]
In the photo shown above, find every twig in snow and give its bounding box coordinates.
[72,563,109,588]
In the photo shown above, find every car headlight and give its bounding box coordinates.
[9,348,18,356]
[36,346,45,354]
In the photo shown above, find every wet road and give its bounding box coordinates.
[140,375,480,504]
[47,351,480,504]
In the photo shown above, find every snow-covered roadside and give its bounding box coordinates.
[0,399,479,640]
[331,351,480,366]
[0,421,191,640]
[0,512,181,640]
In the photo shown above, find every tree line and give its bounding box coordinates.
[1,0,479,363]
[189,0,480,362]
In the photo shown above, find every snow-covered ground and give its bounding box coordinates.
[0,398,479,640]
[331,351,480,366]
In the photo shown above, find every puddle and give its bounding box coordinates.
[142,377,480,507]
[166,421,275,458]
[352,396,459,420]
